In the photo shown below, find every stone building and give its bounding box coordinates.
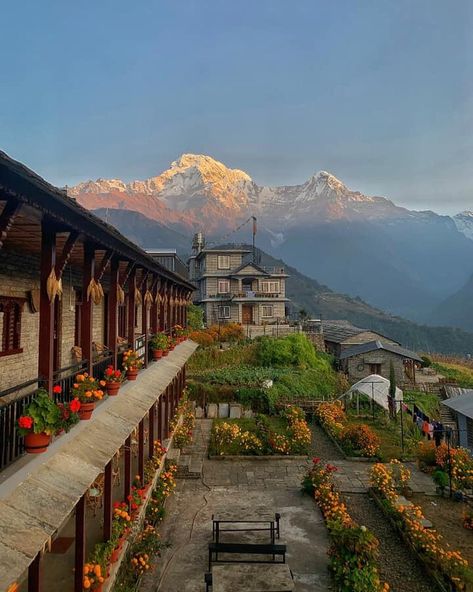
[339,340,423,383]
[322,320,400,358]
[188,235,290,326]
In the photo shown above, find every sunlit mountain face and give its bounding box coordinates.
[71,154,473,325]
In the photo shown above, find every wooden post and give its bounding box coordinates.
[38,221,56,394]
[150,276,159,334]
[157,396,163,442]
[164,389,170,438]
[103,460,113,541]
[148,404,155,459]
[138,419,145,483]
[74,495,86,592]
[159,280,166,332]
[124,435,131,508]
[127,268,136,348]
[141,276,149,368]
[28,552,41,592]
[81,244,95,375]
[109,258,119,367]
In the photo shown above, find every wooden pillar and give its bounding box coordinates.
[74,495,86,592]
[160,280,166,332]
[38,221,56,394]
[28,552,41,592]
[138,419,145,482]
[127,268,136,348]
[150,276,159,334]
[109,258,119,367]
[124,435,131,507]
[148,404,155,459]
[141,276,149,368]
[164,389,170,438]
[157,396,163,442]
[103,460,113,541]
[81,244,95,375]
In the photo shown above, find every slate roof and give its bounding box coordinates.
[322,320,400,345]
[339,340,423,363]
[442,392,473,420]
[230,261,271,276]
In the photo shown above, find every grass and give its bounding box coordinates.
[431,360,473,388]
[187,343,258,374]
[345,407,421,461]
[403,391,441,419]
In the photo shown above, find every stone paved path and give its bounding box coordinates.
[141,420,330,592]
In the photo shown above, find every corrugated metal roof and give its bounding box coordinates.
[339,340,423,363]
[442,392,473,420]
[0,340,198,590]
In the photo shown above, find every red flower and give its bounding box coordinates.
[18,415,33,430]
[326,464,338,472]
[113,501,120,508]
[312,457,321,464]
[105,367,114,377]
[53,385,62,394]
[114,370,121,378]
[69,398,81,413]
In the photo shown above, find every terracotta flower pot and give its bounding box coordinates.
[106,381,120,396]
[79,402,95,420]
[162,350,169,357]
[152,349,163,360]
[24,432,51,454]
[169,344,175,351]
[126,368,139,381]
[111,546,121,563]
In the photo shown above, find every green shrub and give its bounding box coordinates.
[421,355,432,367]
[255,333,319,369]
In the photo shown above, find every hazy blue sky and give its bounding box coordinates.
[1,0,472,214]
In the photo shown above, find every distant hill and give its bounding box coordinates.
[94,208,473,355]
[431,273,473,332]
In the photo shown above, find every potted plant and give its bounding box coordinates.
[150,333,168,360]
[103,365,123,396]
[71,373,105,420]
[433,469,449,496]
[17,390,62,453]
[173,324,185,342]
[56,398,81,434]
[122,350,143,380]
[110,502,131,562]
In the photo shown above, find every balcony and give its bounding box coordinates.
[204,291,284,301]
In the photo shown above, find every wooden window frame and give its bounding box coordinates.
[0,296,25,357]
[217,279,230,294]
[261,281,280,293]
[261,305,274,318]
[217,255,230,270]
[218,305,231,319]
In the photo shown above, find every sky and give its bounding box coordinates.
[1,0,472,215]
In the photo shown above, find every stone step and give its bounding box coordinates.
[393,496,413,509]
[421,518,433,529]
[165,448,180,468]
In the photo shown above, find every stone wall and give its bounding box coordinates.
[344,350,407,382]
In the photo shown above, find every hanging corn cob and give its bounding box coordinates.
[144,289,153,307]
[117,284,125,305]
[135,287,142,304]
[46,268,62,302]
[86,278,104,304]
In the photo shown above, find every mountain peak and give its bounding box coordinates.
[169,153,252,183]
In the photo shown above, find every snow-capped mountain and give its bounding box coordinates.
[71,153,414,230]
[70,154,473,325]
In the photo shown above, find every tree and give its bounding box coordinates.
[389,361,396,398]
[298,308,309,321]
[187,304,204,330]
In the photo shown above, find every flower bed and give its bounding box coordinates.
[314,402,380,458]
[302,459,388,592]
[209,405,311,456]
[369,462,473,591]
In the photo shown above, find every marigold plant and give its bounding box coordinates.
[72,373,105,403]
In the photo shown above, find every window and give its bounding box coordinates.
[261,281,280,293]
[217,279,230,294]
[0,297,24,356]
[261,305,273,318]
[218,305,231,319]
[369,363,382,375]
[217,255,230,269]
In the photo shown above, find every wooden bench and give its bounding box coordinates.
[208,542,286,570]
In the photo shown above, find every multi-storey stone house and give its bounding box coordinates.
[189,236,290,326]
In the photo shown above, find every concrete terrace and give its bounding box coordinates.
[140,420,330,592]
